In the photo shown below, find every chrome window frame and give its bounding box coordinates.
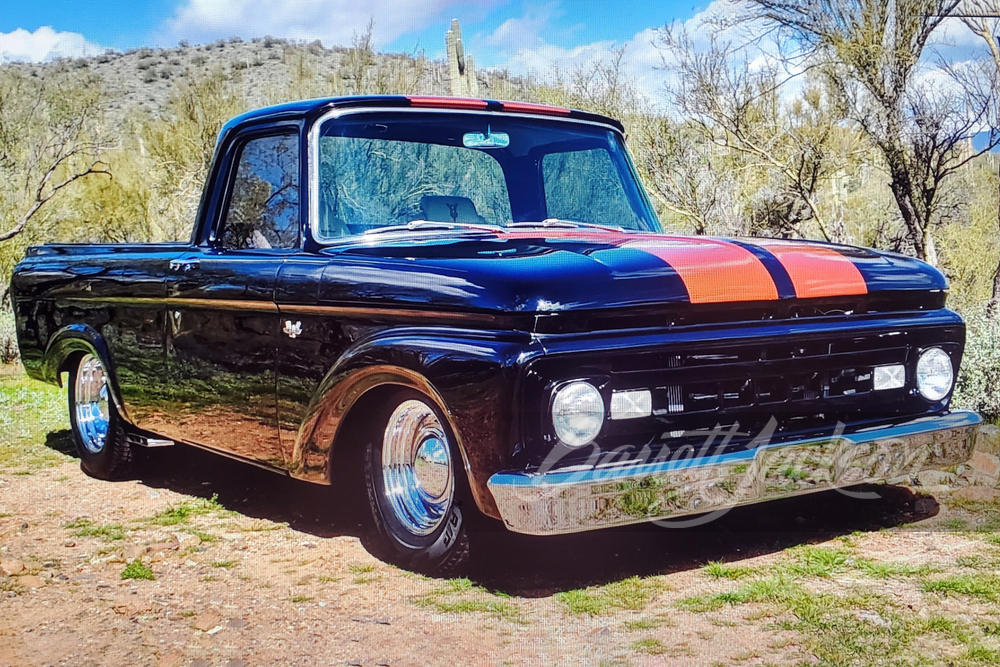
[306,107,650,246]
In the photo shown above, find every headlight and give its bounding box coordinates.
[916,347,954,402]
[552,381,605,447]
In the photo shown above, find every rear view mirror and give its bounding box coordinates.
[463,131,510,149]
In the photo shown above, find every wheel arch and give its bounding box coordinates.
[41,324,130,421]
[287,329,533,520]
[291,364,478,496]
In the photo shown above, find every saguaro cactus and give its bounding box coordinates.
[445,19,478,97]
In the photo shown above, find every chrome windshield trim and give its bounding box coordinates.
[306,106,632,247]
[487,411,982,535]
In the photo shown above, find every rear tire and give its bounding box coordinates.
[361,388,471,575]
[68,353,134,481]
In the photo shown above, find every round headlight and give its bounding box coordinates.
[916,347,954,402]
[552,382,605,447]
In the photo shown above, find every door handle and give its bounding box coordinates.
[169,259,200,272]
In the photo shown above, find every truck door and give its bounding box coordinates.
[159,130,300,468]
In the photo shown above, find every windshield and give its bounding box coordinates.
[313,111,660,242]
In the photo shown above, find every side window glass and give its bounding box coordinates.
[222,134,300,250]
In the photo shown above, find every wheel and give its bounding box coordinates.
[362,389,471,574]
[68,353,134,480]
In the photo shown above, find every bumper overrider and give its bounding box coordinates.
[487,411,982,535]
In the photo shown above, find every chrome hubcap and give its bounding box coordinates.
[381,400,454,536]
[73,354,110,454]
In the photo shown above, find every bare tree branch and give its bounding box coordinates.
[0,162,111,243]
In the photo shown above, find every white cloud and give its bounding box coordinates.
[477,0,750,108]
[163,0,504,48]
[482,0,995,112]
[485,2,561,49]
[0,26,103,63]
[930,16,983,49]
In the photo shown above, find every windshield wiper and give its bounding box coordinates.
[506,218,627,233]
[363,220,504,236]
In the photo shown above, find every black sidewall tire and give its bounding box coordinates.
[363,388,471,575]
[68,355,134,481]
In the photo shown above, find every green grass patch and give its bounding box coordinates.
[290,595,314,603]
[348,563,377,574]
[625,615,673,631]
[427,598,519,618]
[630,638,667,655]
[918,614,976,645]
[411,578,524,623]
[856,559,934,579]
[965,644,1000,664]
[211,560,237,569]
[349,563,378,584]
[236,519,286,532]
[0,578,25,595]
[0,370,70,471]
[687,568,1000,667]
[679,534,1000,666]
[121,559,154,581]
[703,560,757,580]
[956,554,997,569]
[182,529,218,543]
[555,576,664,616]
[781,545,851,578]
[145,494,225,526]
[63,518,126,542]
[922,574,1000,602]
[679,576,803,612]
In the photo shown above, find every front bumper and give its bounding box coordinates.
[487,411,982,535]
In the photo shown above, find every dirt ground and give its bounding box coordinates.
[3,370,1000,667]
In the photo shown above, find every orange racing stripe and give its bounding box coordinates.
[625,237,779,303]
[751,240,867,299]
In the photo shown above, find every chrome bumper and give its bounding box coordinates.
[487,411,982,535]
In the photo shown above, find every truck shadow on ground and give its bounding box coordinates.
[48,432,939,596]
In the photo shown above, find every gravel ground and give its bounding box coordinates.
[3,369,1000,666]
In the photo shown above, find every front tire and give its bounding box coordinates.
[362,389,471,575]
[68,353,134,480]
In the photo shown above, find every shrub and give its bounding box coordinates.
[121,559,154,581]
[954,309,1000,422]
[0,309,18,365]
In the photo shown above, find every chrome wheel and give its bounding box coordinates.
[381,399,455,536]
[73,354,110,454]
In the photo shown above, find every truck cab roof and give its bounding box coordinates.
[219,95,625,138]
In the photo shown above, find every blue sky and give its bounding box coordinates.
[0,0,706,69]
[0,0,984,107]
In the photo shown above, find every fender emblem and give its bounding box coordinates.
[283,320,302,338]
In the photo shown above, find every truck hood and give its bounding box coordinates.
[316,231,947,314]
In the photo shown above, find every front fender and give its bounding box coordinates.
[289,327,540,518]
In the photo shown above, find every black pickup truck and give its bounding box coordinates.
[11,96,981,572]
